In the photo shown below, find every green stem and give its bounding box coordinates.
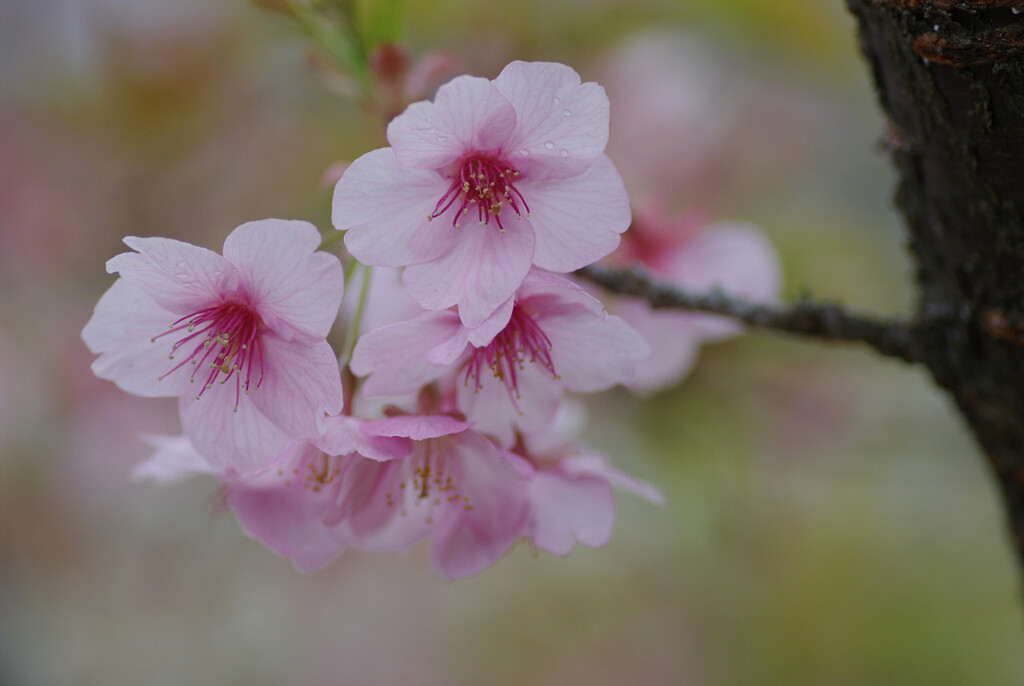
[318,229,347,251]
[341,264,374,369]
[286,0,370,95]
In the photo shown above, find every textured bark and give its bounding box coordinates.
[845,1,1024,567]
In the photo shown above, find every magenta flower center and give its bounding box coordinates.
[464,305,557,399]
[430,154,530,231]
[152,300,265,405]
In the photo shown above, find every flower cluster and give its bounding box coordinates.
[81,60,776,579]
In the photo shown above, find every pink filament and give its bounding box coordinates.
[464,305,556,400]
[153,300,265,406]
[431,155,529,231]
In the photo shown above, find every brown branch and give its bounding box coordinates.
[578,263,932,363]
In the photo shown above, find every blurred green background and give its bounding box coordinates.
[2,0,1023,684]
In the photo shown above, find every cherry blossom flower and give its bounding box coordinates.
[333,60,631,327]
[81,219,345,474]
[337,414,528,579]
[608,205,782,393]
[350,269,649,445]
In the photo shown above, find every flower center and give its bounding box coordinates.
[152,300,264,406]
[463,305,557,400]
[429,154,529,231]
[383,440,470,524]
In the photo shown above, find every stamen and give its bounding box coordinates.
[431,154,529,230]
[463,305,557,403]
[152,300,265,408]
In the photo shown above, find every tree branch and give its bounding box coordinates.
[578,263,930,363]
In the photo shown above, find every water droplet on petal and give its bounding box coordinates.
[552,96,561,105]
[558,149,569,157]
[561,109,571,117]
[436,135,449,142]
[175,260,187,268]
[544,141,555,150]
[174,272,191,283]
[517,149,529,157]
[212,269,223,278]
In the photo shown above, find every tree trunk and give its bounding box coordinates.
[845,0,1024,569]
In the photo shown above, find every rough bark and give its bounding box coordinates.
[844,0,1024,568]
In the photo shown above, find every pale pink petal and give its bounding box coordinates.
[518,269,605,318]
[402,216,535,327]
[388,75,516,168]
[227,454,347,572]
[108,236,234,314]
[336,149,460,266]
[464,296,515,348]
[329,457,426,549]
[179,381,293,476]
[493,61,610,179]
[132,434,214,484]
[315,415,410,463]
[526,470,615,554]
[222,219,344,340]
[430,432,526,579]
[520,155,630,272]
[616,299,705,394]
[363,414,472,441]
[249,336,344,441]
[350,311,463,397]
[564,454,665,506]
[82,279,198,398]
[354,266,424,334]
[544,311,650,393]
[662,221,782,308]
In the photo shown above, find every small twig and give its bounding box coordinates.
[578,263,928,364]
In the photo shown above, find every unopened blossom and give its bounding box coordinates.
[350,270,649,445]
[333,60,631,327]
[82,219,345,474]
[608,205,781,393]
[505,432,663,556]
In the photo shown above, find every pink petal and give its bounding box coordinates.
[178,381,294,476]
[388,75,516,169]
[132,434,214,484]
[430,432,527,579]
[82,279,199,398]
[564,454,665,506]
[222,219,345,340]
[464,296,515,348]
[544,311,650,393]
[518,269,605,318]
[526,470,615,555]
[363,414,472,441]
[108,236,234,314]
[227,451,348,573]
[520,155,630,272]
[336,148,460,266]
[616,300,705,394]
[350,311,463,397]
[329,457,426,550]
[249,336,344,441]
[315,415,411,463]
[402,216,535,328]
[493,61,610,179]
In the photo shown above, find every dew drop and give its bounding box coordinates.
[436,135,449,142]
[552,96,561,105]
[558,149,569,157]
[517,149,529,157]
[175,260,187,269]
[544,141,555,150]
[561,108,571,117]
[174,272,191,283]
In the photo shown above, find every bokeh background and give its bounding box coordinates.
[3,1,1024,684]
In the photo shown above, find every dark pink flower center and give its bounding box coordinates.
[463,305,557,400]
[152,300,265,406]
[430,154,529,231]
